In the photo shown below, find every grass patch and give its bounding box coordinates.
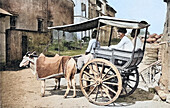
[47,47,87,56]
[46,40,88,56]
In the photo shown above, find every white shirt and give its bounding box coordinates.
[132,37,142,50]
[86,39,100,54]
[110,36,134,51]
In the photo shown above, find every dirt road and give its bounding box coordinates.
[0,68,170,108]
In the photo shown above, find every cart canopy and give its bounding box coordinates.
[48,16,150,32]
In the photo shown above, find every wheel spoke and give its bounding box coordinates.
[83,71,95,80]
[83,83,96,89]
[102,67,112,80]
[88,65,98,75]
[128,79,136,82]
[102,86,112,100]
[126,83,133,89]
[103,82,119,86]
[102,84,117,94]
[100,86,103,97]
[122,85,128,94]
[95,86,99,101]
[100,63,105,78]
[81,78,94,82]
[103,75,117,82]
[88,85,97,97]
[94,62,99,74]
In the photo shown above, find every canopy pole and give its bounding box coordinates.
[108,26,113,47]
[133,29,138,51]
[142,27,148,52]
[58,31,60,55]
[95,21,100,48]
[130,29,138,61]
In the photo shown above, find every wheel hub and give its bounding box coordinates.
[96,78,103,85]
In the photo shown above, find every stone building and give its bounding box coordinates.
[0,8,12,68]
[73,0,117,43]
[160,0,170,91]
[88,0,116,19]
[88,0,117,44]
[73,0,89,40]
[0,0,74,31]
[0,0,74,67]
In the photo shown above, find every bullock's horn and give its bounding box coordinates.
[26,51,31,56]
[32,51,36,55]
[30,51,38,57]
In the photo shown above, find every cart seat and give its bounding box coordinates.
[94,47,144,69]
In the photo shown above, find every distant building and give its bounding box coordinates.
[73,0,117,42]
[88,0,117,43]
[72,0,89,40]
[0,0,74,67]
[88,0,116,19]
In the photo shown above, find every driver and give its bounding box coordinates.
[77,30,100,71]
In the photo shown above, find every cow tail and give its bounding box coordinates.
[70,59,77,81]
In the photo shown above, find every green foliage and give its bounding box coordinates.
[47,39,88,56]
[82,36,90,42]
[27,33,51,54]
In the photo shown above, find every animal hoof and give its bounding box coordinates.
[41,94,45,97]
[64,95,67,98]
[72,95,76,98]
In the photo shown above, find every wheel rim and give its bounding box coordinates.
[119,69,139,97]
[79,59,122,106]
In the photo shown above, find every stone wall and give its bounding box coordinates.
[6,29,51,65]
[0,15,10,67]
[160,0,170,91]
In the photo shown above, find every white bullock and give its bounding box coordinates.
[19,52,77,98]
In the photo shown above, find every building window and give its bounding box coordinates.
[22,36,27,57]
[47,21,53,27]
[37,18,43,32]
[10,15,17,29]
[81,3,86,17]
[96,0,102,8]
[96,10,100,17]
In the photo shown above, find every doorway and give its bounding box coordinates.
[22,36,28,56]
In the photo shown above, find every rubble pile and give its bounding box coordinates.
[142,33,163,44]
[142,33,162,65]
[139,33,170,103]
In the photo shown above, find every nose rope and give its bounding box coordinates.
[29,60,35,65]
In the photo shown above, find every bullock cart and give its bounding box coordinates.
[48,16,150,106]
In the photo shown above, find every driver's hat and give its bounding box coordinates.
[118,28,127,34]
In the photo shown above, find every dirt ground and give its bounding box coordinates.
[0,68,170,108]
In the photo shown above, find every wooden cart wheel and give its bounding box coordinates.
[119,68,139,97]
[79,59,122,106]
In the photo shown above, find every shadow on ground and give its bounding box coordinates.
[109,88,154,107]
[45,85,84,98]
[45,85,154,107]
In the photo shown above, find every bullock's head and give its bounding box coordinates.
[19,51,38,67]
